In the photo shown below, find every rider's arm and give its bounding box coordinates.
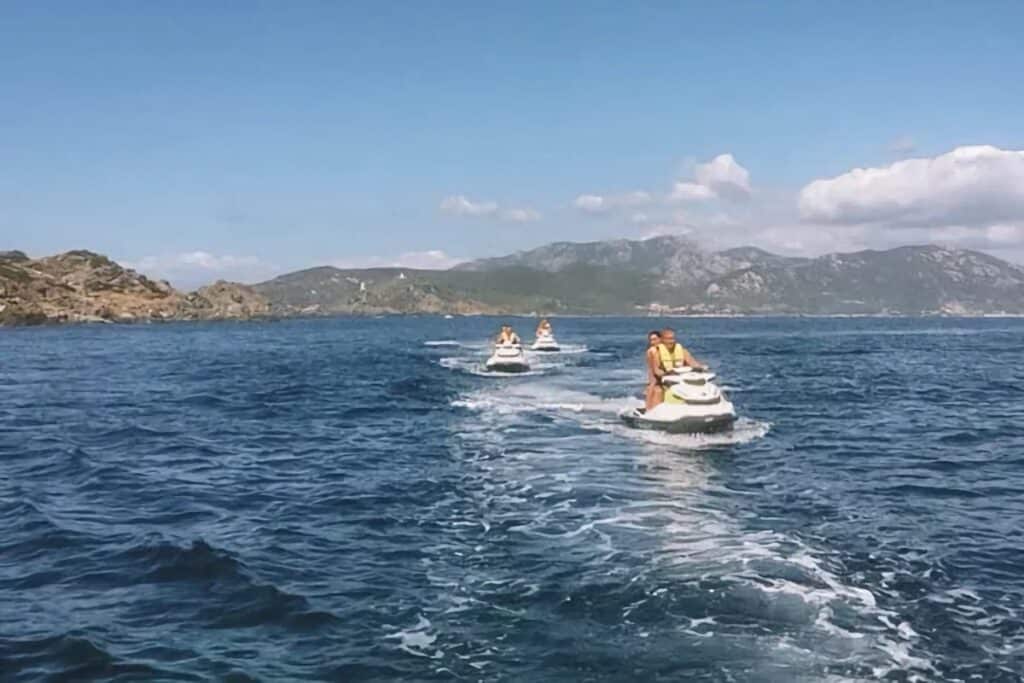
[647,349,664,379]
[682,348,705,370]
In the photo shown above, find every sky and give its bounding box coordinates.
[2,1,1024,287]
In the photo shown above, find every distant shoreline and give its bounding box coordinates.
[8,243,1024,327]
[6,310,1024,330]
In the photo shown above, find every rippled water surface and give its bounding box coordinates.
[2,317,1024,681]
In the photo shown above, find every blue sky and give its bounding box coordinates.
[3,1,1024,286]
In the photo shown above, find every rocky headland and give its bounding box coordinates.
[0,250,269,326]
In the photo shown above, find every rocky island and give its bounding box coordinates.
[0,250,269,326]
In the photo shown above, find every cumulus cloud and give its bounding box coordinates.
[439,195,540,222]
[572,191,651,214]
[636,211,696,239]
[581,153,752,211]
[126,251,279,289]
[331,249,466,270]
[573,194,607,213]
[694,153,752,199]
[799,145,1024,230]
[668,181,715,203]
[439,195,499,217]
[502,208,541,223]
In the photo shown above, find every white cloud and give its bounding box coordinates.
[578,154,750,215]
[668,181,715,203]
[637,211,696,239]
[331,249,466,270]
[439,195,540,222]
[620,191,653,206]
[393,249,466,269]
[573,194,608,213]
[798,145,1024,230]
[439,195,499,217]
[986,223,1024,244]
[694,153,752,199]
[572,191,651,214]
[126,251,279,289]
[502,208,541,223]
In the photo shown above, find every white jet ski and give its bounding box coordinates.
[620,366,736,433]
[484,343,531,374]
[531,332,560,352]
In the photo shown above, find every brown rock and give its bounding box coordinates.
[0,250,271,326]
[187,280,271,320]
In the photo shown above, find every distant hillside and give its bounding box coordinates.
[250,266,501,316]
[449,236,1024,315]
[253,238,1024,316]
[0,250,270,326]
[252,264,654,315]
[455,235,754,290]
[702,245,1024,315]
[8,239,1024,324]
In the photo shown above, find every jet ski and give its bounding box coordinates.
[531,332,560,352]
[620,367,736,433]
[484,343,531,373]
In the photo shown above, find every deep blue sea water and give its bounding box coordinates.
[2,316,1024,682]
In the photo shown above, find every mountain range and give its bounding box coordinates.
[4,236,1024,325]
[254,235,1024,316]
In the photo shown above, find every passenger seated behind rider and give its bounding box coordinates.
[496,324,521,345]
[645,330,664,410]
[657,327,706,375]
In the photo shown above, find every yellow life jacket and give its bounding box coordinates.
[657,343,687,372]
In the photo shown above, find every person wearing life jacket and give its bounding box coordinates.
[496,324,521,346]
[536,318,553,336]
[657,327,706,377]
[644,330,665,410]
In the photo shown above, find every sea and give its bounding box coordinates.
[2,316,1023,682]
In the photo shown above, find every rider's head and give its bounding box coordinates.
[660,328,676,347]
[647,330,661,347]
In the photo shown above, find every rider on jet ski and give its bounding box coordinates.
[657,328,706,375]
[496,324,522,345]
[645,330,665,410]
[624,327,735,433]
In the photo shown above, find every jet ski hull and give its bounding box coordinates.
[485,345,531,373]
[619,408,736,434]
[484,361,531,373]
[531,335,560,352]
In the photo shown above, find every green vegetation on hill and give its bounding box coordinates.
[253,264,654,315]
[430,265,655,313]
[8,237,1024,324]
[255,237,1024,316]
